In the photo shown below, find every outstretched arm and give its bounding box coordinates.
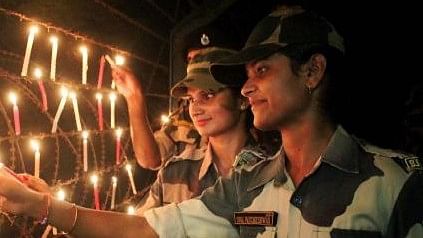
[112,67,162,169]
[0,168,158,238]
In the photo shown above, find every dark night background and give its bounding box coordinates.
[0,0,421,237]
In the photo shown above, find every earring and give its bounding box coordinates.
[306,85,313,95]
[240,103,248,110]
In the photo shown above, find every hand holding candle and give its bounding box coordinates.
[8,92,21,135]
[30,139,41,178]
[34,68,48,112]
[21,26,39,77]
[126,164,137,195]
[82,131,89,172]
[90,174,100,210]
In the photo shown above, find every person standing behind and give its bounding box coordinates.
[136,46,269,214]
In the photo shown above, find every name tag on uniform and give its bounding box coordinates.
[234,211,278,226]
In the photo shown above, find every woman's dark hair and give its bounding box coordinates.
[281,44,347,124]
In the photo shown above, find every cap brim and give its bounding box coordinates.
[171,72,224,98]
[211,43,283,85]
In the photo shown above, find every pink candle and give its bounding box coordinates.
[9,92,21,135]
[115,129,122,165]
[97,56,105,88]
[34,68,48,111]
[95,93,103,131]
[90,175,100,210]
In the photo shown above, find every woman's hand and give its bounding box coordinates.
[111,66,144,101]
[0,169,41,216]
[18,173,51,194]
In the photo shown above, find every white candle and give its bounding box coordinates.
[90,174,100,210]
[30,139,40,178]
[70,92,82,131]
[8,92,21,135]
[111,176,117,210]
[109,93,117,129]
[82,131,89,172]
[51,87,68,133]
[114,55,125,66]
[126,164,137,195]
[21,26,39,77]
[115,128,122,165]
[33,68,48,112]
[80,46,88,85]
[49,36,58,81]
[127,205,135,215]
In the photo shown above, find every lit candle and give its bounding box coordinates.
[127,205,135,215]
[33,68,48,112]
[109,92,117,129]
[51,87,68,133]
[95,93,104,131]
[8,92,21,135]
[30,139,40,178]
[125,164,137,195]
[96,55,105,88]
[21,26,39,77]
[82,131,89,172]
[111,55,125,89]
[115,128,122,165]
[161,114,170,125]
[111,176,117,210]
[90,174,100,210]
[70,92,82,131]
[52,189,66,235]
[49,36,58,81]
[80,46,88,85]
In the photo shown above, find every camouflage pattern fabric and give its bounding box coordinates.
[144,126,422,238]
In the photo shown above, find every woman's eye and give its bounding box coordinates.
[206,93,215,99]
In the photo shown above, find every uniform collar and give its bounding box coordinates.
[246,126,361,191]
[321,126,360,174]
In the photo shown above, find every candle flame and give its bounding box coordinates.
[69,91,77,99]
[127,206,135,215]
[8,92,17,105]
[79,46,88,54]
[60,87,69,98]
[161,114,170,124]
[112,176,117,184]
[49,36,58,44]
[56,189,66,201]
[109,92,117,101]
[82,130,89,139]
[33,68,42,79]
[125,164,132,171]
[30,139,40,151]
[90,174,98,185]
[95,92,103,100]
[115,128,123,138]
[114,55,125,65]
[29,25,39,34]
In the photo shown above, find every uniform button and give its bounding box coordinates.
[292,195,303,207]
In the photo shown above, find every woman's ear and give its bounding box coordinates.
[305,53,327,90]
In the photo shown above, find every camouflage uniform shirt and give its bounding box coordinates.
[137,134,268,215]
[144,126,423,238]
